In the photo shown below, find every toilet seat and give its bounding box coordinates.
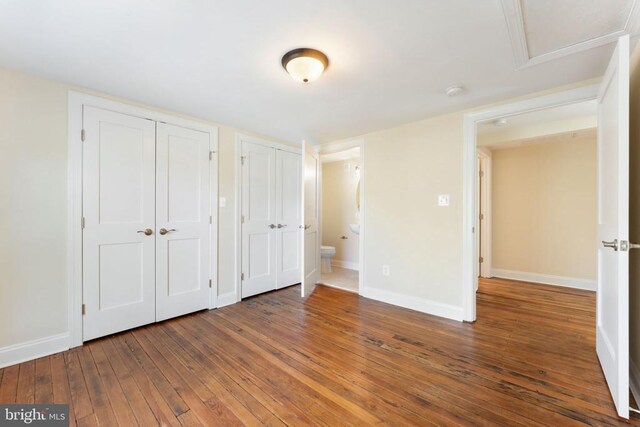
[321,245,336,256]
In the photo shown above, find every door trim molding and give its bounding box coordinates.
[461,84,600,322]
[234,133,301,303]
[68,91,219,347]
[318,139,366,294]
[477,149,492,278]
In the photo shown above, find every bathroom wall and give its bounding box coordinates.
[322,159,360,269]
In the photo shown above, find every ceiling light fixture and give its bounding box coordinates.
[445,85,466,97]
[282,48,329,84]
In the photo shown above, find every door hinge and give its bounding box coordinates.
[210,215,213,224]
[241,273,245,281]
[479,257,484,263]
[209,279,212,288]
[240,156,246,165]
[81,217,85,229]
[479,213,484,220]
[241,215,245,224]
[82,304,86,315]
[209,151,216,161]
[81,129,85,142]
[479,170,484,178]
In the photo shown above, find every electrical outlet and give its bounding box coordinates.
[438,194,450,206]
[382,265,390,276]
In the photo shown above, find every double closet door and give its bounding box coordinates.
[82,106,213,341]
[241,141,302,298]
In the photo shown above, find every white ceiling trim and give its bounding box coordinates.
[501,0,640,69]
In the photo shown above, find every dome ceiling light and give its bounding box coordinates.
[282,48,329,84]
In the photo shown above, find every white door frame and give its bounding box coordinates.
[476,149,492,279]
[461,84,599,322]
[317,139,366,293]
[234,134,301,302]
[68,91,219,347]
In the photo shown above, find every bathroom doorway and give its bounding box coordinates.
[318,144,363,293]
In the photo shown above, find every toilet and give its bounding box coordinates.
[320,246,336,273]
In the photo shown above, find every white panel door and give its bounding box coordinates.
[82,106,156,341]
[156,123,211,321]
[242,141,277,298]
[596,35,630,419]
[301,141,321,297]
[276,150,302,288]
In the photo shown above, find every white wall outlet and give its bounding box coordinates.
[219,197,226,208]
[438,194,450,206]
[382,265,390,276]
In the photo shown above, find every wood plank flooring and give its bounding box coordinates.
[1,278,638,426]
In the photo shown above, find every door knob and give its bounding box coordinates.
[268,224,277,229]
[602,239,618,251]
[277,224,287,228]
[137,228,153,236]
[159,228,176,235]
[304,225,311,230]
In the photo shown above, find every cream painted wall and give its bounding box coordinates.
[338,78,600,316]
[322,159,360,267]
[0,67,293,351]
[490,132,597,282]
[629,43,640,379]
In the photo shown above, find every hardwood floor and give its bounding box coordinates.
[1,278,638,426]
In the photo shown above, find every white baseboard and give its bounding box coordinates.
[491,269,596,291]
[360,286,463,321]
[0,333,70,369]
[217,291,238,308]
[631,359,640,407]
[331,259,359,271]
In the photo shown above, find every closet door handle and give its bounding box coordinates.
[268,224,277,229]
[137,228,153,236]
[277,224,287,228]
[159,228,176,235]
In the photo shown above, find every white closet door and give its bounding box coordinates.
[276,150,302,288]
[241,141,277,298]
[82,106,156,341]
[156,123,211,321]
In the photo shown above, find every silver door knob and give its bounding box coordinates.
[159,228,176,235]
[277,224,287,228]
[137,228,153,236]
[268,224,277,229]
[602,239,618,251]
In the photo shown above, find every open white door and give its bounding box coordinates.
[597,34,630,419]
[301,141,321,297]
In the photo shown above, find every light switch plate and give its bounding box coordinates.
[438,194,450,206]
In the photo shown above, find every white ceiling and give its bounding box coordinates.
[477,99,597,148]
[0,1,635,144]
[478,100,597,134]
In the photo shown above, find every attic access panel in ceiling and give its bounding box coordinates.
[502,0,640,68]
